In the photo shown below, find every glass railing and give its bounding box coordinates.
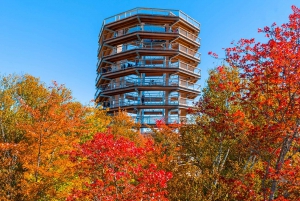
[98,42,201,60]
[96,59,200,82]
[101,25,201,45]
[100,41,171,57]
[134,115,188,124]
[97,77,200,93]
[95,73,101,83]
[95,87,101,99]
[102,24,170,41]
[100,96,195,109]
[100,8,200,33]
[96,58,102,69]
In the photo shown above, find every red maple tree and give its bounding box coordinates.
[67,133,172,201]
[224,5,300,200]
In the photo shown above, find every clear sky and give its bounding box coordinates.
[1,0,299,104]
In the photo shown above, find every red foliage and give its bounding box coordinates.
[67,133,172,201]
[224,5,300,200]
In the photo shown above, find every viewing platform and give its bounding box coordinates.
[99,8,200,33]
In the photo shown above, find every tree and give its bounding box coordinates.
[154,66,262,200]
[17,80,88,200]
[0,74,149,200]
[223,5,300,200]
[0,74,51,200]
[194,66,266,200]
[0,75,88,200]
[149,5,300,200]
[66,132,172,201]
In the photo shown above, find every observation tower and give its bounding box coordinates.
[95,8,201,129]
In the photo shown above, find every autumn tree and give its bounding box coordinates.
[151,66,263,200]
[147,5,300,200]
[107,110,143,144]
[0,74,51,200]
[0,75,91,200]
[18,80,89,200]
[150,121,191,200]
[180,66,254,200]
[219,5,300,200]
[0,74,163,200]
[66,132,172,201]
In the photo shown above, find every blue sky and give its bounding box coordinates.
[1,0,299,104]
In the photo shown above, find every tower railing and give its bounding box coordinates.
[102,24,170,41]
[98,42,201,60]
[134,115,188,124]
[96,77,200,96]
[178,27,201,44]
[100,25,201,44]
[101,96,195,109]
[95,59,200,82]
[99,8,200,35]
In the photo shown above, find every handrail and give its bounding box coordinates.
[100,24,201,45]
[99,8,200,36]
[97,77,201,93]
[101,96,195,109]
[96,59,200,80]
[98,41,201,60]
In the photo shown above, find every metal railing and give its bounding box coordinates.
[178,44,201,59]
[100,8,200,33]
[97,77,201,93]
[179,10,200,29]
[98,42,201,60]
[101,96,195,109]
[178,61,201,74]
[178,27,201,44]
[95,59,200,82]
[100,25,201,45]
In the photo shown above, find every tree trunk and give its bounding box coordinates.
[268,136,293,200]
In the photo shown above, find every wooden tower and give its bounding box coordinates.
[95,8,201,130]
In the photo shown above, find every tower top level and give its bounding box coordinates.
[100,7,200,34]
[95,8,201,129]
